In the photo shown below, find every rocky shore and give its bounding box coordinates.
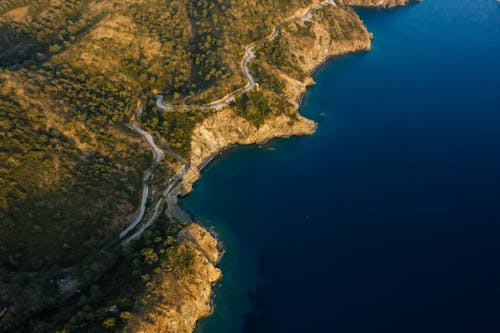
[182,2,371,193]
[124,224,221,333]
[131,1,418,332]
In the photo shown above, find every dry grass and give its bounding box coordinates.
[0,6,31,23]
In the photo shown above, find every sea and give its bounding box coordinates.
[185,1,500,332]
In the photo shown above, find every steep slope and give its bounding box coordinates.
[124,224,221,333]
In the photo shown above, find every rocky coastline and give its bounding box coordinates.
[131,0,417,332]
[124,224,221,333]
[182,2,372,194]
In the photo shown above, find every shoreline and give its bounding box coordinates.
[175,22,370,333]
[122,0,418,331]
[179,2,418,332]
[173,11,371,333]
[174,1,500,331]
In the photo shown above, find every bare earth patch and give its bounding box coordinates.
[0,6,31,24]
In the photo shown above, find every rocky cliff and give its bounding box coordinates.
[339,0,419,8]
[124,224,221,333]
[182,3,371,192]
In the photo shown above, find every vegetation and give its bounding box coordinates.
[0,65,149,270]
[232,89,273,127]
[140,97,209,158]
[0,0,370,331]
[258,34,308,82]
[0,0,101,67]
[0,211,189,333]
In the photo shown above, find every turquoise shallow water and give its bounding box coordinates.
[186,1,500,332]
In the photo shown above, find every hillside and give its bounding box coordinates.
[0,0,417,332]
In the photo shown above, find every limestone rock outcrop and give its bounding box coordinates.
[124,224,221,333]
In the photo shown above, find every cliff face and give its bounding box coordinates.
[339,0,419,8]
[182,3,371,192]
[183,110,316,192]
[124,224,221,333]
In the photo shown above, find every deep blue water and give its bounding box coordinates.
[186,1,500,332]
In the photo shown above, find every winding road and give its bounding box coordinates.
[155,0,336,112]
[119,107,164,240]
[120,0,337,243]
